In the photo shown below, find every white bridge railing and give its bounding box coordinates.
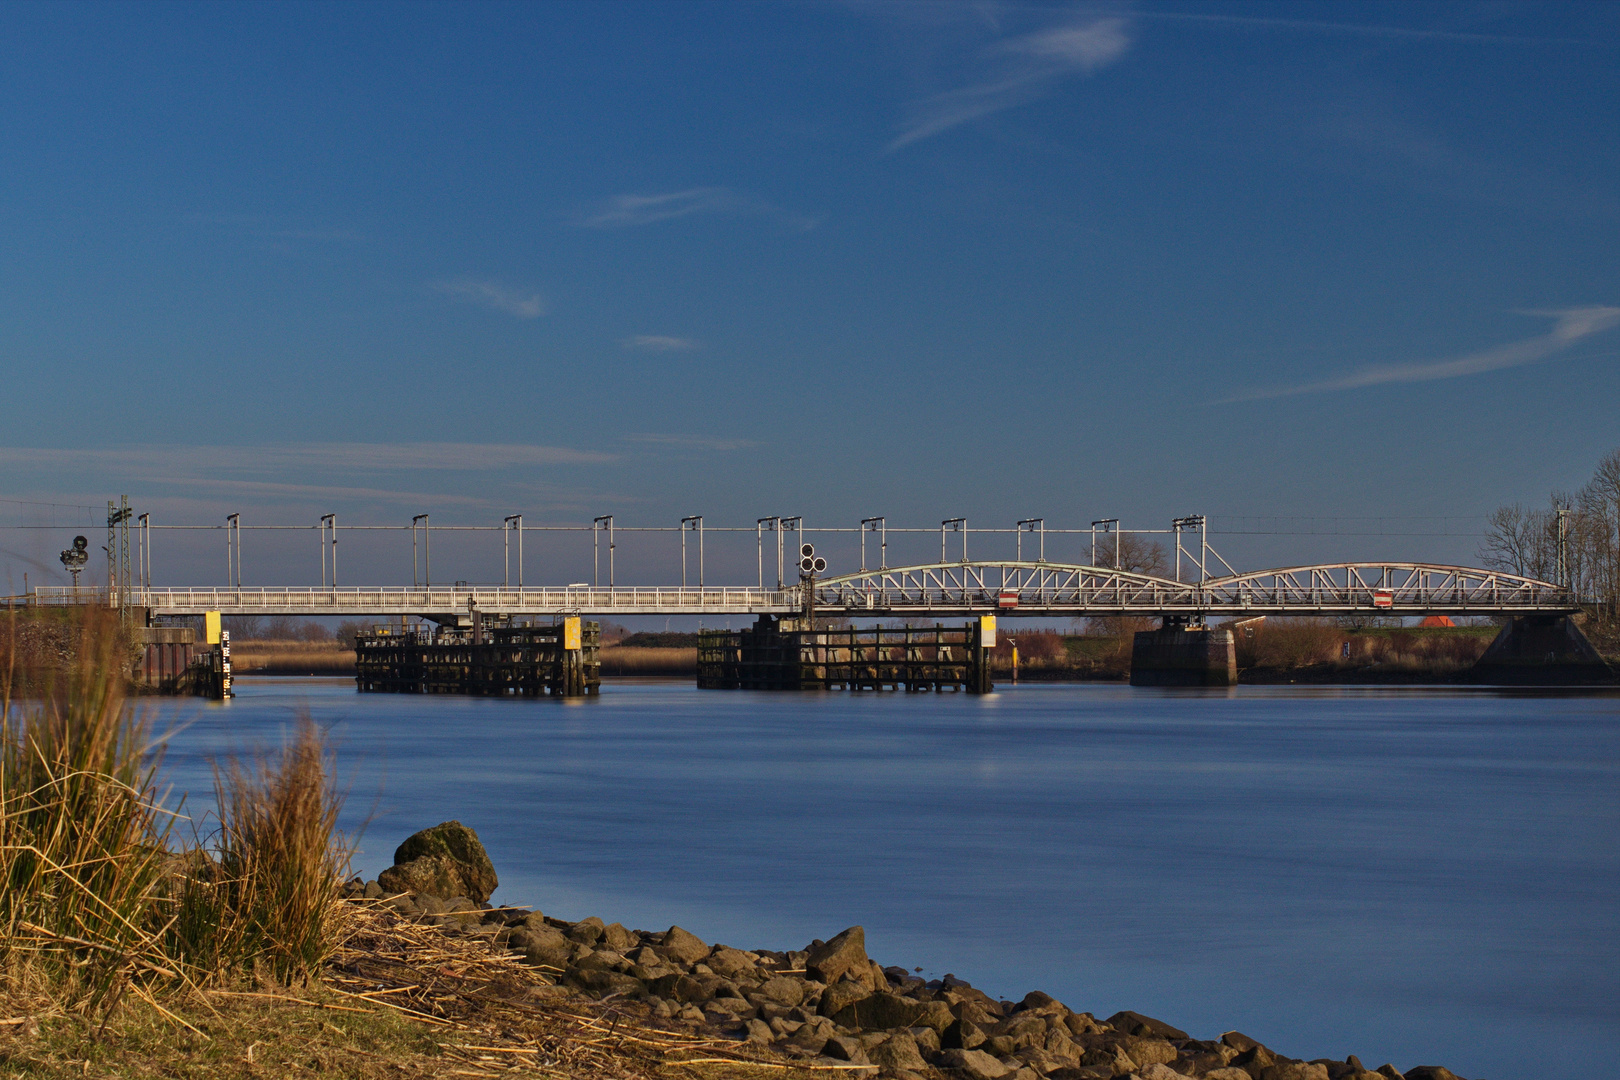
[28,561,1576,618]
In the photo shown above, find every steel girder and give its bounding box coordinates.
[27,561,1573,618]
[810,561,1574,616]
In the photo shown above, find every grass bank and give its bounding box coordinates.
[0,609,811,1079]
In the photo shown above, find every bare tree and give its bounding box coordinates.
[1094,535,1169,577]
[1578,448,1620,619]
[1484,448,1620,630]
[1479,504,1554,580]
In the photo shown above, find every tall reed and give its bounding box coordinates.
[168,713,350,984]
[0,607,175,1007]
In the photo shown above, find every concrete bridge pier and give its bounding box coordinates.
[1471,615,1615,685]
[1130,618,1237,687]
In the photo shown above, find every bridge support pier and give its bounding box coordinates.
[1471,615,1614,685]
[1130,619,1237,687]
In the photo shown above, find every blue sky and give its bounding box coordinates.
[2,1,1618,587]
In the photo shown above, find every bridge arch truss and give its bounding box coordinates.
[811,561,1573,617]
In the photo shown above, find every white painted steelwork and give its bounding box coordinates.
[28,560,1573,618]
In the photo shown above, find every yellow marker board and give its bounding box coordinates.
[205,610,222,645]
[979,614,996,648]
[563,616,582,651]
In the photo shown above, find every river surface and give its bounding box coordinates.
[148,677,1619,1080]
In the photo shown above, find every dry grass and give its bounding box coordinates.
[0,607,178,1011]
[1,900,850,1080]
[167,715,351,984]
[1234,619,1495,676]
[600,647,697,676]
[2,608,355,1024]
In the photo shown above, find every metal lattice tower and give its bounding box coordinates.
[107,496,132,618]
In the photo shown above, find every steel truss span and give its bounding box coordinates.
[811,561,1573,616]
[29,561,1572,619]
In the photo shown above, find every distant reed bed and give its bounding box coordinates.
[231,640,357,674]
[599,646,697,676]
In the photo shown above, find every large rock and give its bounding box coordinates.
[1140,1066,1191,1080]
[869,1031,928,1072]
[1402,1070,1463,1080]
[661,926,711,964]
[648,973,708,1003]
[831,990,928,1032]
[938,1048,1013,1080]
[806,926,869,985]
[943,1018,988,1050]
[820,978,872,1018]
[1108,1011,1189,1040]
[567,968,644,999]
[755,976,807,1008]
[377,821,498,903]
[1120,1037,1180,1068]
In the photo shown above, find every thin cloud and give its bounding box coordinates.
[1132,10,1599,47]
[628,434,755,452]
[0,442,614,474]
[580,188,818,232]
[890,16,1131,151]
[622,335,700,352]
[1218,307,1620,403]
[432,279,546,319]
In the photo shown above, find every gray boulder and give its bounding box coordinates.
[938,1048,1012,1080]
[831,990,928,1032]
[662,925,711,964]
[1107,1011,1189,1040]
[870,1031,928,1072]
[822,1036,870,1065]
[806,926,868,985]
[820,978,872,1018]
[377,821,498,904]
[755,976,806,1008]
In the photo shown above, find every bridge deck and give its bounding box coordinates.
[27,560,1575,619]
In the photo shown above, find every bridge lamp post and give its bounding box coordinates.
[226,513,241,590]
[137,513,150,593]
[681,516,704,588]
[1171,515,1207,584]
[1091,519,1118,568]
[756,517,778,589]
[320,514,337,589]
[780,517,802,590]
[593,516,615,587]
[413,514,430,588]
[861,517,886,571]
[504,515,523,589]
[1017,519,1044,562]
[941,518,966,563]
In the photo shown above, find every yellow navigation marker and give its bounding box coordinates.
[205,610,222,644]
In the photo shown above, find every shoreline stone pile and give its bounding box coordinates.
[348,823,1476,1080]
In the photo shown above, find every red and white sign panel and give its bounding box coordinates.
[1372,589,1394,608]
[998,591,1020,610]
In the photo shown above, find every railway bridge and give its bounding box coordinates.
[21,559,1600,688]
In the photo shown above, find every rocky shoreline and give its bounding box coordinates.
[347,821,1479,1080]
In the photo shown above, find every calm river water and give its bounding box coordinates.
[149,677,1619,1080]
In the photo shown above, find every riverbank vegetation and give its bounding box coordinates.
[1,610,790,1079]
[1480,445,1620,656]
